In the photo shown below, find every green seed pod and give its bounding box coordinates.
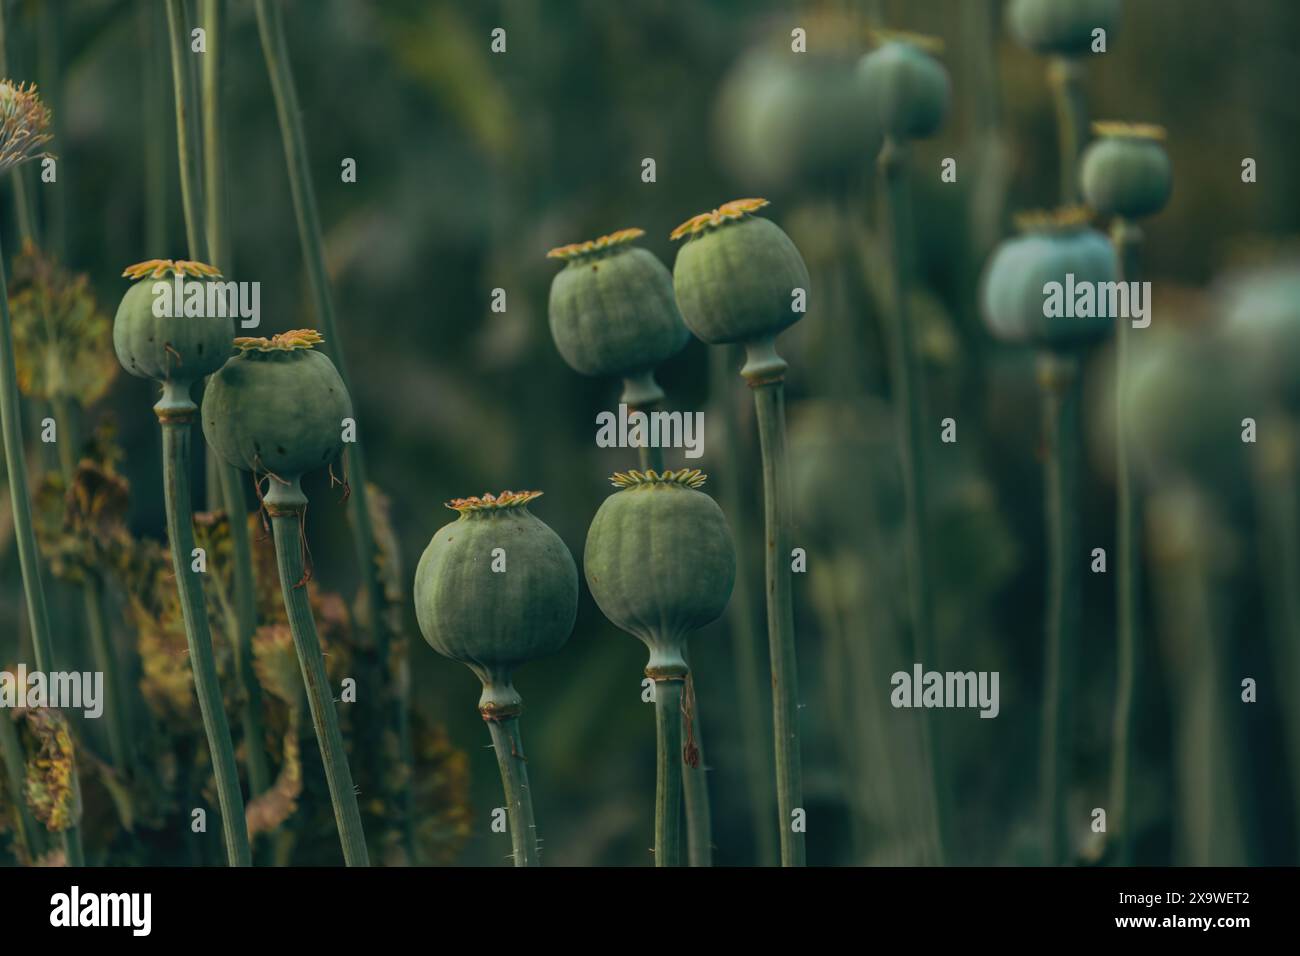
[583,469,735,678]
[414,490,578,715]
[113,259,234,385]
[1008,0,1120,56]
[714,46,879,190]
[980,207,1119,350]
[545,228,689,407]
[670,198,811,348]
[1080,122,1171,221]
[1220,259,1300,412]
[202,329,351,481]
[857,34,950,142]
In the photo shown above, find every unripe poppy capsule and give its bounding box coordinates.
[1008,0,1121,56]
[546,228,688,407]
[670,199,810,348]
[857,34,950,142]
[583,469,735,678]
[202,329,352,485]
[113,259,234,387]
[1080,122,1171,221]
[980,206,1119,350]
[414,490,578,716]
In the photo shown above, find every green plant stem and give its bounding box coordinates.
[0,219,84,865]
[1109,221,1142,865]
[879,137,950,864]
[164,0,207,263]
[652,676,684,867]
[485,714,539,867]
[158,391,250,866]
[255,0,411,854]
[710,344,777,866]
[0,711,42,861]
[191,0,269,801]
[141,0,169,255]
[267,487,370,866]
[742,336,805,866]
[1049,57,1087,204]
[1039,353,1082,867]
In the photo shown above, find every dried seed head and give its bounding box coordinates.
[445,489,543,513]
[670,198,769,241]
[546,227,645,261]
[121,258,223,280]
[609,468,707,489]
[0,80,53,174]
[232,329,323,352]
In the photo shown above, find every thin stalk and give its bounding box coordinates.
[267,488,370,866]
[1038,353,1082,866]
[1251,417,1300,853]
[1049,57,1087,204]
[158,392,250,865]
[710,344,777,866]
[485,715,539,867]
[49,396,132,778]
[194,0,269,799]
[742,336,805,866]
[879,137,950,863]
[254,0,410,851]
[626,385,711,864]
[141,0,169,255]
[0,220,83,865]
[0,711,42,860]
[164,0,207,263]
[0,2,38,244]
[1108,221,1142,865]
[652,677,684,867]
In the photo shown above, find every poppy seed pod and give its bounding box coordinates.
[670,198,811,348]
[583,469,736,678]
[1008,0,1120,56]
[980,207,1119,350]
[857,35,950,142]
[1080,123,1171,221]
[546,228,689,407]
[1220,260,1300,412]
[714,47,879,190]
[113,259,234,386]
[414,490,578,716]
[202,329,352,483]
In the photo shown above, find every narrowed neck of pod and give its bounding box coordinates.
[740,336,788,388]
[154,379,197,422]
[478,673,524,720]
[620,370,665,411]
[263,474,307,514]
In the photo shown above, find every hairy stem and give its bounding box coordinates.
[485,715,539,867]
[743,336,805,866]
[880,137,950,864]
[160,403,250,865]
[1109,221,1142,865]
[255,0,411,853]
[1039,353,1082,866]
[653,677,684,867]
[268,500,370,866]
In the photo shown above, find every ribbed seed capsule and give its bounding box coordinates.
[1081,122,1172,221]
[858,33,950,142]
[1007,0,1121,56]
[113,259,233,385]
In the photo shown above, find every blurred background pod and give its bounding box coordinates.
[1007,0,1122,57]
[1080,122,1172,222]
[980,208,1119,351]
[858,32,950,143]
[545,228,688,410]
